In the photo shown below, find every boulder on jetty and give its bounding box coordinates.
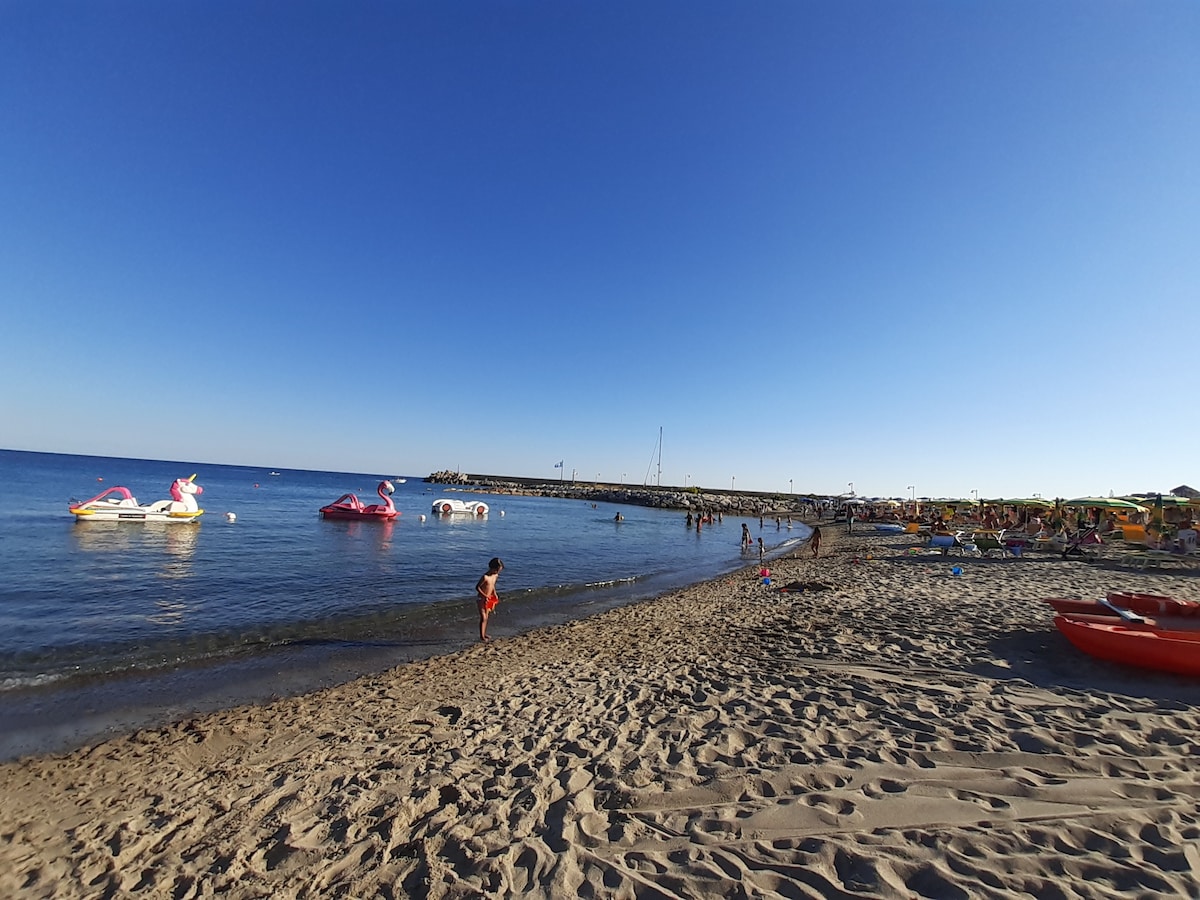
[425,470,469,485]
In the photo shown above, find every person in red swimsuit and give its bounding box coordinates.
[475,557,504,641]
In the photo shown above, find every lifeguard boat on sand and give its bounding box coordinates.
[1054,613,1200,678]
[432,498,489,517]
[320,480,400,520]
[69,475,205,523]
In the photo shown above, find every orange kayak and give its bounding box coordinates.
[1043,592,1200,619]
[1054,613,1200,677]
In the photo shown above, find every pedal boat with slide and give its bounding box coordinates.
[69,475,205,523]
[319,480,400,520]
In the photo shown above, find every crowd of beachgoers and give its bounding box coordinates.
[847,495,1199,558]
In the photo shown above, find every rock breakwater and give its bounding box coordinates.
[424,473,817,516]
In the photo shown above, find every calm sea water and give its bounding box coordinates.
[0,450,809,758]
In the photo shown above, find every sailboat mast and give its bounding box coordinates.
[657,426,662,486]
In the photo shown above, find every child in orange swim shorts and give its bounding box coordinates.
[475,557,503,641]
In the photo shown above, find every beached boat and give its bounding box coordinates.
[69,475,205,523]
[1042,592,1200,619]
[320,480,399,520]
[432,498,489,517]
[1054,613,1200,677]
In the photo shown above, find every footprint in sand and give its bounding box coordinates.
[797,771,852,792]
[861,778,907,799]
[950,789,1011,810]
[803,793,856,816]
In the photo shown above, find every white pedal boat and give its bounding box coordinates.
[70,475,205,523]
[431,497,489,517]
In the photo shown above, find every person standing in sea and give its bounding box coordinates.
[475,558,503,642]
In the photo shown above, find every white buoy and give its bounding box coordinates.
[418,514,426,522]
[225,512,236,523]
[500,510,505,517]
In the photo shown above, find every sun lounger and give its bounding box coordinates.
[971,534,1012,558]
[1121,549,1200,571]
[927,533,968,555]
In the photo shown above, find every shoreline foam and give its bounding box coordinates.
[3,526,1198,897]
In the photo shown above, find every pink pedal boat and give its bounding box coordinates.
[319,480,400,520]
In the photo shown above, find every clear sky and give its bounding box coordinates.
[2,2,1197,499]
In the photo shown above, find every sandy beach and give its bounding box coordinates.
[2,526,1199,898]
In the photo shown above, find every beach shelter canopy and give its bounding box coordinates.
[1064,497,1149,512]
[984,498,1054,508]
[1125,494,1191,507]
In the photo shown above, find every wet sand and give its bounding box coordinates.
[3,526,1199,898]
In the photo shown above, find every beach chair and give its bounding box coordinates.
[972,534,1010,558]
[927,533,968,555]
[1119,524,1148,544]
[1061,527,1104,562]
[1178,529,1198,554]
[1122,549,1198,570]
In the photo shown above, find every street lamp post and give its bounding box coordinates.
[732,476,736,491]
[971,489,978,503]
[848,482,854,496]
[789,478,793,494]
[908,485,915,501]
[685,474,689,488]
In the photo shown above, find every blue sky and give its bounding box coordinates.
[2,2,1197,499]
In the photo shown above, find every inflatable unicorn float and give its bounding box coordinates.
[319,480,400,520]
[70,474,205,523]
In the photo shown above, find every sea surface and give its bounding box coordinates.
[0,450,809,759]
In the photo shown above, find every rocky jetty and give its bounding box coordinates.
[425,469,470,485]
[423,473,818,516]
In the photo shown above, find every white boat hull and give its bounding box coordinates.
[71,500,203,523]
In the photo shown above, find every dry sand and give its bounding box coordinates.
[2,527,1199,898]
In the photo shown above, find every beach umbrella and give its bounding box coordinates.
[985,498,1053,508]
[1126,494,1191,507]
[1064,497,1149,512]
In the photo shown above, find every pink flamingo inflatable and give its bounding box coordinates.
[319,480,400,520]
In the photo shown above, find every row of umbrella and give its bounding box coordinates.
[844,496,1196,514]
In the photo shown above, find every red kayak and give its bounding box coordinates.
[1054,614,1200,677]
[1043,592,1200,619]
